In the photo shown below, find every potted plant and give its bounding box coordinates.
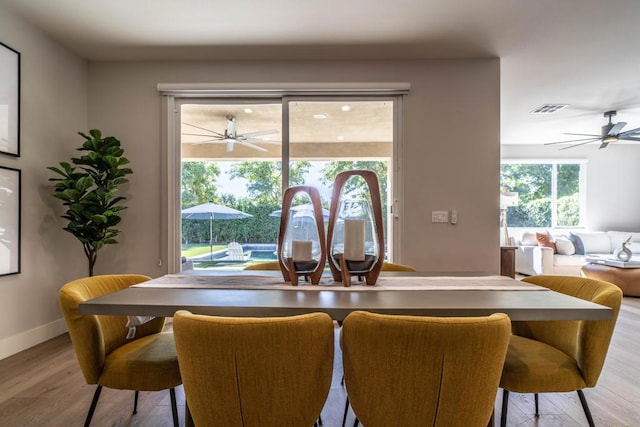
[48,129,133,276]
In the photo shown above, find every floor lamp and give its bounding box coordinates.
[500,190,519,246]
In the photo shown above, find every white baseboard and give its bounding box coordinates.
[0,318,68,360]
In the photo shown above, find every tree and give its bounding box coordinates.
[181,161,221,207]
[48,129,132,276]
[229,161,311,205]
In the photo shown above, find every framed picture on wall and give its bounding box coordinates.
[0,165,20,276]
[0,41,20,157]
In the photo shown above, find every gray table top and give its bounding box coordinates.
[79,273,611,321]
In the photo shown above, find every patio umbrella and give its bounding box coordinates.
[181,202,252,259]
[269,203,330,220]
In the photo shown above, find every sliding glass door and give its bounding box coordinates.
[177,97,396,271]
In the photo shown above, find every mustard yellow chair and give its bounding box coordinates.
[341,310,511,427]
[243,261,280,270]
[58,274,181,426]
[381,262,417,272]
[500,275,623,427]
[173,310,334,427]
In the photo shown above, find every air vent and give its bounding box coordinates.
[530,104,569,114]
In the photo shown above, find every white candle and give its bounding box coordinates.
[292,240,312,261]
[344,219,365,261]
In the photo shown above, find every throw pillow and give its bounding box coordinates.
[520,231,538,246]
[555,237,576,255]
[568,233,585,255]
[536,231,557,253]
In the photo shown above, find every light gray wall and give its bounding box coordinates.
[0,6,88,358]
[502,143,640,231]
[87,59,500,277]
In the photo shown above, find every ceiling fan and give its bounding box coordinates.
[545,111,640,150]
[182,115,280,152]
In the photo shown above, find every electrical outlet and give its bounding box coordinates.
[431,211,449,223]
[450,209,458,224]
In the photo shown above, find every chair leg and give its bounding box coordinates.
[342,396,350,427]
[500,389,509,427]
[534,393,539,417]
[84,385,103,427]
[577,390,596,427]
[354,418,360,427]
[318,414,323,425]
[133,390,139,415]
[170,388,179,427]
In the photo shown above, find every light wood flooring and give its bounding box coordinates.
[1,297,640,426]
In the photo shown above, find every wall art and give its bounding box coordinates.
[0,42,20,156]
[0,165,20,275]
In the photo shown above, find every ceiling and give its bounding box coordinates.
[3,0,640,146]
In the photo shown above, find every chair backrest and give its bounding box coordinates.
[58,274,164,384]
[173,311,335,427]
[342,310,511,427]
[227,242,246,261]
[244,261,280,270]
[381,262,417,272]
[519,275,622,386]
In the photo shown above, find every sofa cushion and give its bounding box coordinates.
[555,237,576,255]
[553,254,586,266]
[570,231,611,254]
[536,231,557,253]
[568,233,585,255]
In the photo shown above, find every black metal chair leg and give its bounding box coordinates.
[318,414,323,425]
[342,396,350,427]
[534,393,539,417]
[500,389,509,427]
[133,390,139,414]
[577,389,596,427]
[170,388,179,427]
[354,418,360,427]
[84,385,103,427]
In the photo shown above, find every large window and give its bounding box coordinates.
[500,160,586,228]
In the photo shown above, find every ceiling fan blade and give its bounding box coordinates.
[189,139,225,145]
[243,138,281,145]
[608,122,627,135]
[598,142,609,149]
[544,138,601,146]
[618,127,640,137]
[563,133,601,137]
[237,140,268,152]
[239,129,279,138]
[182,132,224,139]
[182,122,225,137]
[619,136,640,141]
[559,140,600,150]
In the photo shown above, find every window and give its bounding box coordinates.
[500,160,586,228]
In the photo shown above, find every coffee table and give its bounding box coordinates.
[582,262,640,297]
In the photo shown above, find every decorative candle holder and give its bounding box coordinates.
[277,186,326,286]
[326,170,385,286]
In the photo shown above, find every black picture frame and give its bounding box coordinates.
[0,165,20,276]
[0,41,20,157]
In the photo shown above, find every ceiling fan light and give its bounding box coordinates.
[602,135,617,143]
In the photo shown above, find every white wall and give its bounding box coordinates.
[502,143,640,231]
[87,59,500,277]
[0,7,88,359]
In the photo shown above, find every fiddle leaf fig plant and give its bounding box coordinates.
[48,129,133,276]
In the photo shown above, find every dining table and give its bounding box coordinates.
[78,271,612,321]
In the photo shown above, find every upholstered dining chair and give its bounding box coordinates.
[173,310,335,427]
[341,310,511,427]
[500,275,622,427]
[58,274,181,427]
[243,261,280,270]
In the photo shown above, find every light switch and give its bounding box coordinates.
[431,211,449,223]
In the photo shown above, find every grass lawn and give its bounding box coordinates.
[181,244,226,258]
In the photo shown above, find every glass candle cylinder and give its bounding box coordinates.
[330,199,379,274]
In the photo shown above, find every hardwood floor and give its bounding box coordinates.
[1,298,640,426]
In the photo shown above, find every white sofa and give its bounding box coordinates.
[515,230,640,276]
